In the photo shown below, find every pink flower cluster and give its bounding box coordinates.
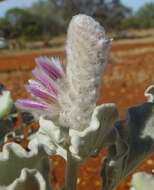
[16,57,64,116]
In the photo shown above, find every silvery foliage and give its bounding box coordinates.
[101,85,154,190]
[0,89,51,189]
[130,171,154,190]
[0,143,51,190]
[30,103,118,161]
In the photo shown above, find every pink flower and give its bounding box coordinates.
[16,57,65,118]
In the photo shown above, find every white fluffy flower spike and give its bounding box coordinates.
[59,14,111,130]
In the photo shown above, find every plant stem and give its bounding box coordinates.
[64,151,79,190]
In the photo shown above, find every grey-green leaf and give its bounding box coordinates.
[0,143,52,190]
[101,102,154,190]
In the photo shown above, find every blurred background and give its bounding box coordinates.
[0,0,154,190]
[0,0,154,49]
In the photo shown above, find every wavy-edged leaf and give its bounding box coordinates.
[101,102,154,190]
[0,142,52,190]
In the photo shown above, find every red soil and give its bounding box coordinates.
[0,40,154,190]
[111,40,154,52]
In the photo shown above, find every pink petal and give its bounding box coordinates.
[15,99,49,111]
[32,67,59,96]
[35,57,64,80]
[26,80,57,102]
